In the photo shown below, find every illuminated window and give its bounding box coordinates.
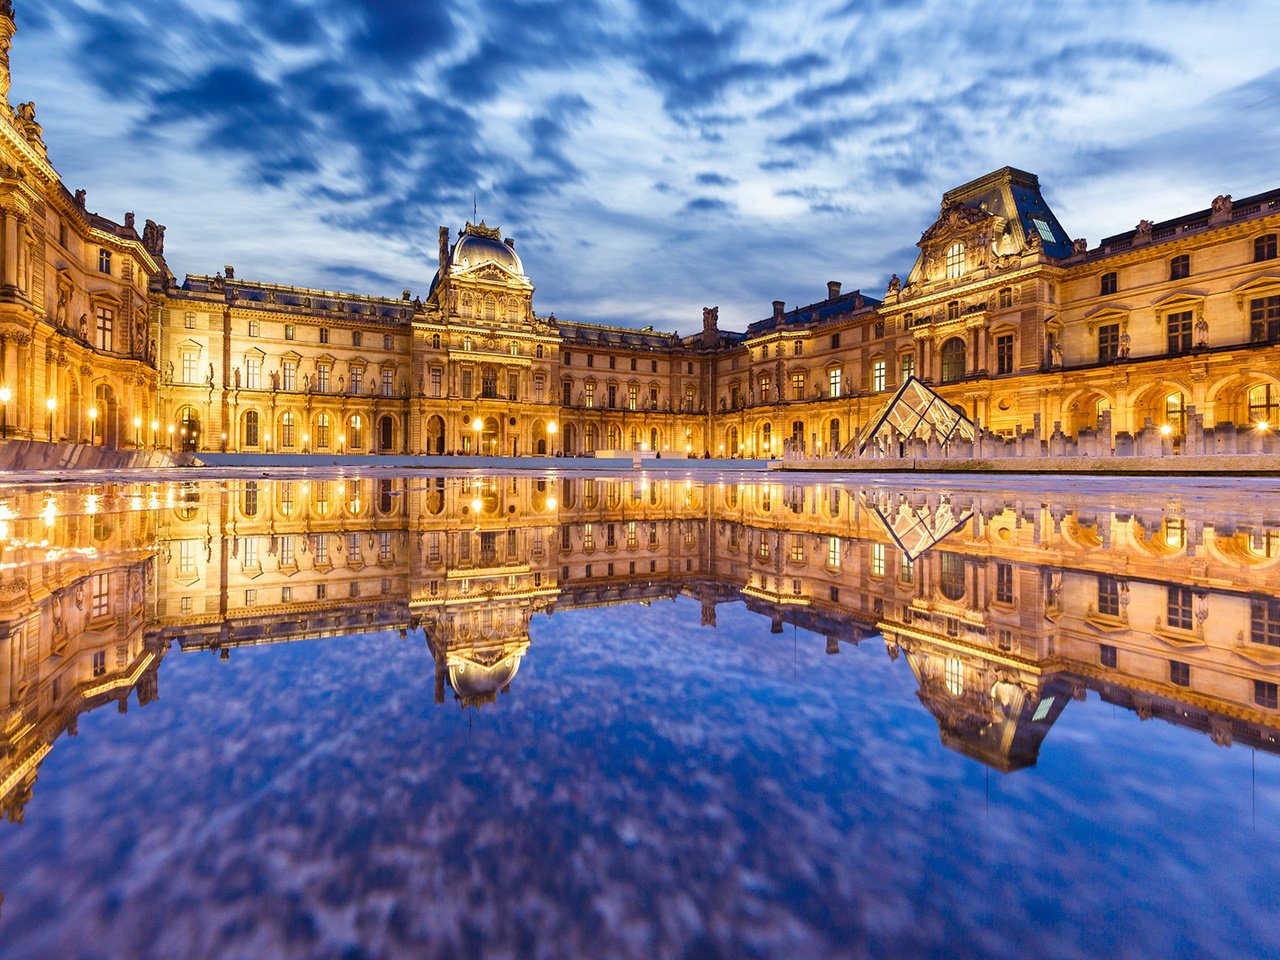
[828,368,842,398]
[281,412,296,448]
[940,337,966,384]
[178,540,196,577]
[759,375,771,402]
[349,415,362,449]
[381,368,393,396]
[91,574,110,617]
[790,373,805,400]
[184,312,197,330]
[901,353,915,381]
[245,356,261,389]
[95,306,114,351]
[829,418,840,451]
[1165,391,1187,436]
[285,324,295,341]
[1250,296,1280,343]
[999,287,1013,308]
[282,360,297,391]
[939,553,965,600]
[790,535,804,563]
[182,351,198,383]
[945,242,965,279]
[248,320,260,337]
[1248,384,1278,426]
[871,543,885,576]
[872,360,886,392]
[315,413,331,449]
[628,384,638,410]
[242,411,259,447]
[316,366,330,393]
[584,381,595,408]
[384,334,393,350]
[944,658,964,696]
[279,535,295,565]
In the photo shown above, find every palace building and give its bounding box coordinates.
[0,1,1277,457]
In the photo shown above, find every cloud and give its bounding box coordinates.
[13,0,1280,330]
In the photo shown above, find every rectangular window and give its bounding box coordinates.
[1100,272,1117,296]
[248,320,260,337]
[1097,575,1121,617]
[384,334,393,350]
[279,535,295,566]
[319,327,329,344]
[1097,323,1120,362]
[245,589,257,607]
[92,650,107,677]
[182,352,198,384]
[1256,234,1278,262]
[791,373,805,400]
[1251,597,1280,646]
[999,287,1014,308]
[431,367,442,398]
[1250,296,1280,343]
[871,542,885,576]
[352,330,362,347]
[98,249,111,274]
[95,307,114,352]
[1166,585,1194,630]
[508,372,519,401]
[760,375,771,403]
[281,586,293,603]
[461,368,473,398]
[178,540,197,576]
[380,531,393,561]
[313,534,329,565]
[828,368,841,398]
[831,332,841,349]
[1256,680,1279,710]
[282,360,297,391]
[381,369,393,396]
[245,357,261,389]
[1100,644,1117,668]
[285,324,295,341]
[627,384,638,410]
[587,354,594,368]
[1170,254,1190,280]
[562,380,572,406]
[585,382,595,408]
[91,573,110,617]
[350,368,363,394]
[871,361,886,393]
[184,312,197,330]
[1169,660,1190,687]
[995,562,1013,603]
[901,354,915,381]
[1167,311,1193,355]
[316,366,330,393]
[996,334,1015,374]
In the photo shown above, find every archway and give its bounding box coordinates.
[426,415,445,454]
[940,337,966,384]
[93,383,119,446]
[178,406,200,452]
[379,415,395,452]
[241,410,260,448]
[481,415,499,456]
[727,425,739,456]
[563,422,577,455]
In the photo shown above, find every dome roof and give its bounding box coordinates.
[451,225,523,276]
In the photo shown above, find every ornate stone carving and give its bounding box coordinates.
[1211,194,1232,215]
[1071,238,1088,255]
[1134,219,1153,238]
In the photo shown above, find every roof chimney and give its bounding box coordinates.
[772,300,785,321]
[224,265,235,280]
[827,281,841,299]
[438,226,449,273]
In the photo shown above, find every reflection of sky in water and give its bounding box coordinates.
[1,597,1278,960]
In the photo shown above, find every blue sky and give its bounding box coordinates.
[15,0,1280,331]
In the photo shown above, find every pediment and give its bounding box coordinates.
[919,202,1005,249]
[1150,289,1209,309]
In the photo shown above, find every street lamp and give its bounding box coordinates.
[167,423,175,451]
[338,432,346,453]
[151,421,159,450]
[472,416,483,455]
[46,396,56,442]
[302,432,310,454]
[0,386,9,439]
[133,416,143,448]
[546,420,557,456]
[88,406,98,445]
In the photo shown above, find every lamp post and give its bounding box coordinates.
[302,432,310,454]
[471,416,482,456]
[88,406,98,445]
[151,421,159,451]
[338,432,346,454]
[133,416,142,448]
[167,423,175,451]
[546,420,557,456]
[46,397,56,442]
[0,386,9,439]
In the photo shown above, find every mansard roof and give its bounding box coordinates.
[1095,185,1280,251]
[175,275,416,323]
[746,288,880,336]
[555,319,682,350]
[938,166,1074,260]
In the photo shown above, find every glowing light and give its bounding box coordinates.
[470,497,483,512]
[1160,424,1173,436]
[0,387,9,403]
[472,418,483,431]
[88,407,98,421]
[545,496,558,509]
[133,417,142,429]
[1257,420,1270,432]
[546,421,558,435]
[45,397,56,412]
[151,421,159,432]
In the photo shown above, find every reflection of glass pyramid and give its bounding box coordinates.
[861,490,973,560]
[840,376,976,457]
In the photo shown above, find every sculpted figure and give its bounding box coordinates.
[1118,330,1131,358]
[233,366,241,388]
[1072,238,1088,255]
[1211,194,1232,215]
[54,293,67,328]
[1050,340,1063,367]
[1135,219,1153,238]
[887,273,901,295]
[78,313,87,341]
[1196,313,1209,347]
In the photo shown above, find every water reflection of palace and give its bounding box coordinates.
[3,477,1280,819]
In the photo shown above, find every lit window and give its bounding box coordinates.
[282,361,297,391]
[945,242,965,279]
[182,351,198,384]
[245,356,261,389]
[92,651,107,677]
[872,360,886,392]
[285,324,295,341]
[91,573,110,617]
[828,368,842,398]
[95,306,114,352]
[944,658,964,696]
[871,543,885,576]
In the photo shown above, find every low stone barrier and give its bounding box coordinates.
[0,440,191,473]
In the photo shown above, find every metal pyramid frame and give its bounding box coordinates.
[839,375,977,458]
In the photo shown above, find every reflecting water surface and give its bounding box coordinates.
[1,472,1279,960]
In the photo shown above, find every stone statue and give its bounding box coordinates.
[124,212,135,231]
[1050,340,1063,367]
[78,313,87,341]
[1025,226,1042,252]
[1195,313,1209,347]
[887,274,901,295]
[74,189,86,208]
[233,366,241,388]
[1135,219,1153,239]
[1072,238,1088,256]
[165,360,174,381]
[1118,330,1131,358]
[15,102,44,149]
[303,373,310,392]
[54,293,67,329]
[207,363,215,386]
[1211,194,1232,215]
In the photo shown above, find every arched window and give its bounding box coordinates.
[585,424,598,453]
[460,294,473,317]
[649,427,660,450]
[1248,384,1278,427]
[431,333,441,349]
[629,427,639,449]
[940,337,966,384]
[242,481,259,518]
[379,415,394,451]
[829,418,841,452]
[315,413,331,449]
[280,412,296,448]
[945,242,965,279]
[791,420,804,443]
[463,336,473,351]
[761,422,772,455]
[607,424,621,449]
[944,658,964,697]
[242,410,260,447]
[349,415,363,450]
[484,296,497,321]
[1165,391,1187,436]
